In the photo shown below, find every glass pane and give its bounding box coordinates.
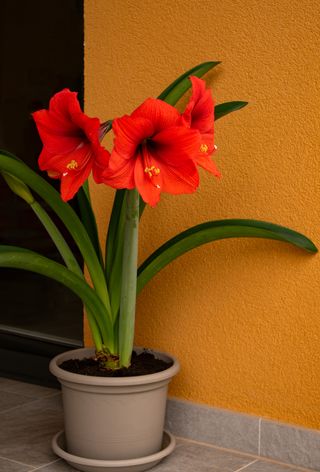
[0,0,84,345]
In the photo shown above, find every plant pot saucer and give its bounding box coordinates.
[52,430,176,472]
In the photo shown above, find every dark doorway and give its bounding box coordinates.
[0,0,84,385]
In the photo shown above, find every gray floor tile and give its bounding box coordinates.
[0,390,36,412]
[31,459,74,471]
[151,440,254,471]
[0,378,56,399]
[0,394,63,468]
[0,378,317,472]
[0,456,33,472]
[242,459,304,471]
[30,441,254,472]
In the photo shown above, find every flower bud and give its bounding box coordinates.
[2,172,35,204]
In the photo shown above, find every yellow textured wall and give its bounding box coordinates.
[84,0,320,429]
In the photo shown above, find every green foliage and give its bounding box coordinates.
[0,63,316,369]
[137,219,317,294]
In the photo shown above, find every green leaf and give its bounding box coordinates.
[2,172,35,204]
[0,246,113,342]
[105,189,126,282]
[77,187,103,266]
[10,193,104,352]
[107,195,127,320]
[30,200,83,277]
[139,196,146,219]
[0,151,111,314]
[158,61,221,106]
[137,219,317,293]
[215,101,248,121]
[82,179,91,201]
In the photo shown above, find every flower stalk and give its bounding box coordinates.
[119,189,140,368]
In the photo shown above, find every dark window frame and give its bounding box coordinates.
[0,0,84,385]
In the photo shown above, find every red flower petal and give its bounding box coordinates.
[60,161,92,201]
[196,153,220,177]
[182,76,214,134]
[33,109,82,154]
[39,142,94,175]
[105,97,207,205]
[134,153,162,207]
[160,158,199,195]
[196,133,220,176]
[134,137,199,205]
[152,126,201,164]
[49,88,81,119]
[112,115,154,159]
[132,98,180,132]
[33,89,108,201]
[101,150,135,189]
[92,148,111,184]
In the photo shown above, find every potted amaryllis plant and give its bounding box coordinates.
[0,61,317,472]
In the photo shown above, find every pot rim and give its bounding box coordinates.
[49,347,180,386]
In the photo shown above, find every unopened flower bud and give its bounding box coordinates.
[2,172,35,204]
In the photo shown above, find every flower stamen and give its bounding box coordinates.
[66,160,79,170]
[144,165,161,177]
[200,144,209,153]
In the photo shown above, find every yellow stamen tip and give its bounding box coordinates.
[200,144,209,153]
[144,166,161,177]
[66,160,79,170]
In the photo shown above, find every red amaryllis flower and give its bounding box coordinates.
[181,76,220,177]
[32,89,110,201]
[102,98,201,206]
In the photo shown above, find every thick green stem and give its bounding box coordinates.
[119,189,139,367]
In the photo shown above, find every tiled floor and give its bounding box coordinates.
[0,377,316,472]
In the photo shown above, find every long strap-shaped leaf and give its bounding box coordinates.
[29,200,104,351]
[30,200,83,276]
[137,219,317,293]
[158,61,220,105]
[0,246,113,342]
[0,151,111,313]
[105,189,126,282]
[77,187,103,266]
[215,101,248,121]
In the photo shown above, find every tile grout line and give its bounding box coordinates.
[0,392,61,416]
[30,457,61,471]
[234,460,259,472]
[258,417,262,456]
[175,435,260,460]
[0,453,34,468]
[175,436,318,472]
[0,389,59,400]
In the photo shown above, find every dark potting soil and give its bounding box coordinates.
[59,350,173,377]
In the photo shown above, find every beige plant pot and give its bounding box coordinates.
[49,347,180,463]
